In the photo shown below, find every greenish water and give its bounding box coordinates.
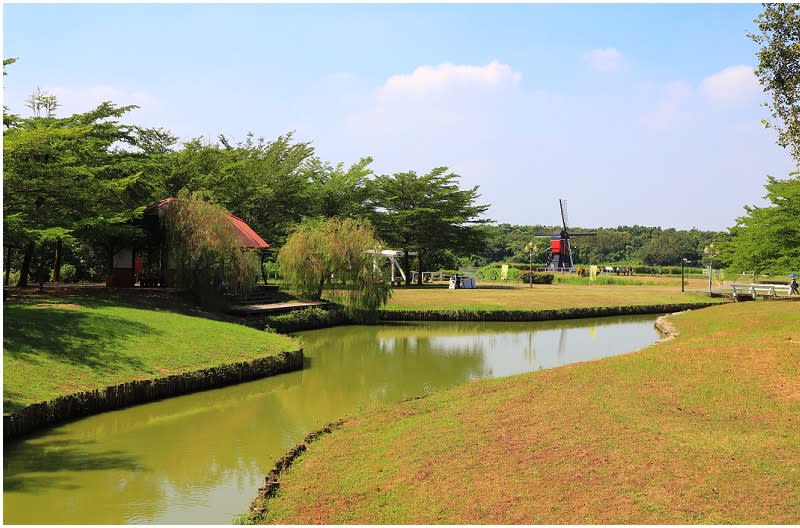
[3,315,660,524]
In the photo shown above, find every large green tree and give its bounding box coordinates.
[3,99,155,286]
[720,173,800,274]
[750,3,800,165]
[170,132,316,248]
[722,6,800,275]
[302,156,375,219]
[370,167,490,285]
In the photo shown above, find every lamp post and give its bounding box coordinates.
[703,244,715,295]
[524,242,537,288]
[681,258,690,292]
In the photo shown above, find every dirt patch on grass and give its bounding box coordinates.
[33,303,82,310]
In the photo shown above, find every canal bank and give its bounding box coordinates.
[4,315,665,524]
[245,302,800,524]
[3,349,303,441]
[4,299,719,441]
[258,301,723,333]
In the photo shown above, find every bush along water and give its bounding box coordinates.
[263,307,351,333]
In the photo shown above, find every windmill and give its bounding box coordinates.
[535,199,596,271]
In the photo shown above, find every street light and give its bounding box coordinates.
[703,244,716,295]
[681,258,690,292]
[524,242,538,288]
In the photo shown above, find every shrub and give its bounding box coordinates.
[477,263,527,282]
[5,270,20,286]
[264,307,351,333]
[519,271,555,284]
[59,263,78,283]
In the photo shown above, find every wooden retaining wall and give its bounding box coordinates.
[248,418,346,523]
[3,349,303,442]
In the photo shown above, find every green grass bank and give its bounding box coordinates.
[249,300,800,524]
[3,291,301,437]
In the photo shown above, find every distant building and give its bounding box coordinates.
[108,198,269,287]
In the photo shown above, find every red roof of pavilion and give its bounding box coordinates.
[227,214,270,249]
[144,198,269,250]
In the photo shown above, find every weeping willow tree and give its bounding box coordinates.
[160,197,261,298]
[278,216,392,316]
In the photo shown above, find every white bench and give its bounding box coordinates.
[730,283,792,299]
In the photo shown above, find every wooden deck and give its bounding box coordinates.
[227,300,329,315]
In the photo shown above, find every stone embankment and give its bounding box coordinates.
[654,313,681,340]
[4,349,303,441]
[248,419,346,523]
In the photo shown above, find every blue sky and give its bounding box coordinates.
[3,3,796,231]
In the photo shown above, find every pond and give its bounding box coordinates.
[3,315,661,524]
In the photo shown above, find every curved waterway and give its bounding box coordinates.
[4,315,661,524]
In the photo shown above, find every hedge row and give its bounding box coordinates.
[262,307,352,333]
[379,303,720,323]
[518,271,555,284]
[477,262,706,282]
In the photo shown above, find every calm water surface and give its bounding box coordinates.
[4,315,660,524]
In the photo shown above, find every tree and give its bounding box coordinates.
[303,156,375,219]
[370,167,490,286]
[277,216,391,316]
[3,99,148,286]
[640,229,701,266]
[719,173,800,274]
[3,58,20,128]
[25,86,60,118]
[160,196,261,297]
[750,3,800,164]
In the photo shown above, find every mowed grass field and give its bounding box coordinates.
[256,300,800,524]
[385,277,722,311]
[3,293,300,413]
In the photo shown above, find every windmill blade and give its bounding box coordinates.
[560,199,569,230]
[570,232,598,237]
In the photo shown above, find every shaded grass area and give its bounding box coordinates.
[255,301,800,524]
[385,280,724,312]
[3,291,300,413]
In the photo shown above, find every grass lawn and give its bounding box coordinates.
[385,277,723,311]
[3,291,300,413]
[256,300,800,524]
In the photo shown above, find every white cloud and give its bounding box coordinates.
[664,80,691,99]
[698,65,761,106]
[377,60,522,101]
[641,100,693,130]
[327,71,357,82]
[639,80,694,130]
[582,48,623,73]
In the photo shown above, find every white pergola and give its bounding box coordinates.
[366,249,416,284]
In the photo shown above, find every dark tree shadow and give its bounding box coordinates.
[3,432,144,494]
[3,305,152,371]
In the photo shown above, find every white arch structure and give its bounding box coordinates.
[366,249,416,284]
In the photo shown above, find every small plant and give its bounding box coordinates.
[519,271,554,284]
[59,263,78,283]
[264,306,351,333]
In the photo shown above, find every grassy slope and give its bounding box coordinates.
[259,300,800,524]
[3,294,300,413]
[385,279,723,311]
